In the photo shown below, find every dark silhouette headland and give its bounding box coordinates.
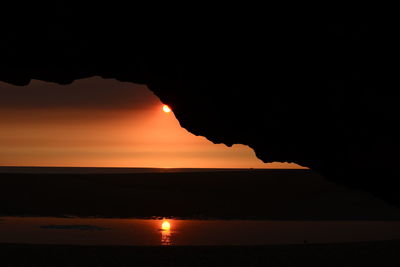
[1,168,400,220]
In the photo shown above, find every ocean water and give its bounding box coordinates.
[1,217,400,246]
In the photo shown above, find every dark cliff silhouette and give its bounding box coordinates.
[1,9,398,205]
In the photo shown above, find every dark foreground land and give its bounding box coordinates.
[1,240,400,267]
[1,169,400,220]
[2,169,400,266]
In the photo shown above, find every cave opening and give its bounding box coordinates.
[0,76,304,169]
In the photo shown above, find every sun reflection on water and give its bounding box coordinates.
[160,219,173,245]
[162,220,171,231]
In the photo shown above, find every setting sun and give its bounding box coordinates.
[162,104,171,113]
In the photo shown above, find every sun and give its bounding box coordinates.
[162,104,171,113]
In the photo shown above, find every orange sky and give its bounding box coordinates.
[0,77,304,168]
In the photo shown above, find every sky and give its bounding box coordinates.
[0,77,304,168]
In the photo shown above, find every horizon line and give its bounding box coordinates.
[0,165,307,170]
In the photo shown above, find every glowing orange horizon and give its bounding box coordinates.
[0,77,306,169]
